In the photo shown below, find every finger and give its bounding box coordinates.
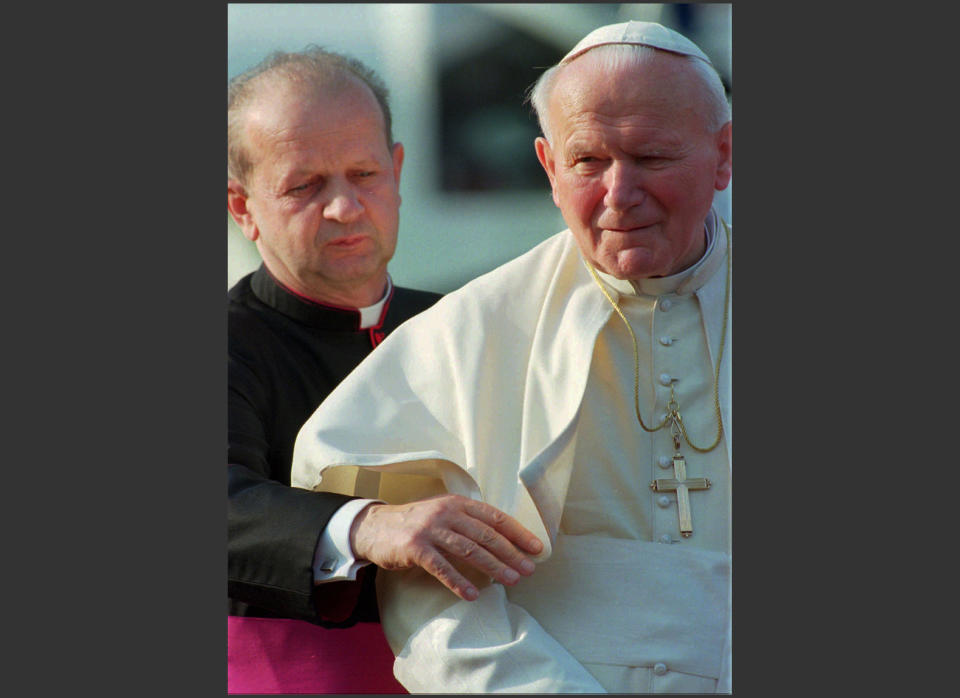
[447,501,542,575]
[416,546,480,601]
[460,499,544,556]
[435,528,526,586]
[450,521,535,580]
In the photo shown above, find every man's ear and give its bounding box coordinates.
[534,137,561,209]
[390,141,405,208]
[391,141,405,184]
[227,179,259,242]
[713,122,732,192]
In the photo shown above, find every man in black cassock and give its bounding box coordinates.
[225,48,543,692]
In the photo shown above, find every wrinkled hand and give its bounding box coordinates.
[350,493,544,601]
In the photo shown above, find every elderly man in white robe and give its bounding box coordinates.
[292,20,733,694]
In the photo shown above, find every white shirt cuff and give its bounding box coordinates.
[312,498,380,583]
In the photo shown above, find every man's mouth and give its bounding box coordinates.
[603,224,655,233]
[328,234,368,247]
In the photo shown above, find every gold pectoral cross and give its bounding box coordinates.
[650,454,711,538]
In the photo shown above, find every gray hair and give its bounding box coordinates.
[228,46,393,185]
[526,44,731,143]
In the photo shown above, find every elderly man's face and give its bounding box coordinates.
[229,77,403,303]
[535,52,731,280]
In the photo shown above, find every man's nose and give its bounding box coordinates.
[323,181,364,223]
[603,160,645,211]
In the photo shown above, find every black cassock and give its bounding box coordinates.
[227,264,440,624]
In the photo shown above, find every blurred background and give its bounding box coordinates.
[228,3,732,293]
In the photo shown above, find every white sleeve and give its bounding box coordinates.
[382,574,606,693]
[311,498,380,583]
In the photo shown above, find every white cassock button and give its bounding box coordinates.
[659,373,673,386]
[659,299,672,311]
[658,456,672,469]
[653,662,668,676]
[659,335,673,346]
[657,495,672,508]
[659,534,672,544]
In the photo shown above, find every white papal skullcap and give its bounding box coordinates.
[560,20,712,66]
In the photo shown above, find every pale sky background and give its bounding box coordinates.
[227,3,732,293]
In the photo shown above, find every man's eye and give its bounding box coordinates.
[571,157,602,169]
[637,154,670,165]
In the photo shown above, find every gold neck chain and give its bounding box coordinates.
[584,221,730,454]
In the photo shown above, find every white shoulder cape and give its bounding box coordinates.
[291,227,731,554]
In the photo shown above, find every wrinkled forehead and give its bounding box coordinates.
[242,77,389,166]
[549,50,707,130]
[250,77,382,134]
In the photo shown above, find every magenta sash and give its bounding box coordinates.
[227,616,406,694]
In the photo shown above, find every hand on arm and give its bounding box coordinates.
[349,493,543,601]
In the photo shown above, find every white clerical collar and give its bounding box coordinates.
[595,208,726,298]
[358,275,393,329]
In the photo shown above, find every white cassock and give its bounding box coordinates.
[291,208,732,694]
